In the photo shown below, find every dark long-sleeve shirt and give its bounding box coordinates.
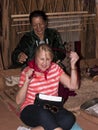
[12,28,66,68]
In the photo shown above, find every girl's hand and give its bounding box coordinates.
[69,51,79,68]
[25,68,34,82]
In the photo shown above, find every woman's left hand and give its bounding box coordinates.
[69,51,79,68]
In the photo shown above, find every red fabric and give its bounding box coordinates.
[28,60,51,79]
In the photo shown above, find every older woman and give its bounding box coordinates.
[12,10,65,68]
[16,44,80,130]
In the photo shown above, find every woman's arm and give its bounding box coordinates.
[11,34,31,65]
[60,51,79,90]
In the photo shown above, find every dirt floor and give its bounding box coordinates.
[0,69,98,130]
[64,77,98,111]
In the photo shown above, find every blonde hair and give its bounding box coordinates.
[35,44,54,60]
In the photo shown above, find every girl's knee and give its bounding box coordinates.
[65,110,76,124]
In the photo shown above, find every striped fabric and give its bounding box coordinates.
[19,63,64,111]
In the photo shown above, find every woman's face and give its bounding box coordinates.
[31,16,46,38]
[35,50,52,72]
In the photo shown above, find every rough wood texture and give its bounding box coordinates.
[0,68,21,77]
[0,0,97,69]
[96,4,98,58]
[2,0,10,69]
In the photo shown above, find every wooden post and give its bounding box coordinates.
[2,0,10,69]
[96,3,98,58]
[0,36,3,69]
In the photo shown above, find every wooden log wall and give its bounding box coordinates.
[96,0,98,58]
[0,0,3,69]
[0,0,97,69]
[2,0,10,69]
[81,0,96,59]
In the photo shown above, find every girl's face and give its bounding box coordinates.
[31,17,46,38]
[35,50,52,72]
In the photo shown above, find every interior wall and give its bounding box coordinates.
[0,0,97,69]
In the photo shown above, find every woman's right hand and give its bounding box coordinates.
[18,52,28,63]
[25,68,34,82]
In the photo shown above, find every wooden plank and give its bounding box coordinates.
[2,0,10,69]
[95,4,98,58]
[0,36,3,69]
[0,68,21,77]
[11,11,89,18]
[0,54,3,69]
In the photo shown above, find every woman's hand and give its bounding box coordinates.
[18,52,28,63]
[69,51,79,69]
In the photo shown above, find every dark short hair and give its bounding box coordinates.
[29,10,48,24]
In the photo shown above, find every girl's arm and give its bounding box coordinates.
[16,68,34,105]
[60,51,79,90]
